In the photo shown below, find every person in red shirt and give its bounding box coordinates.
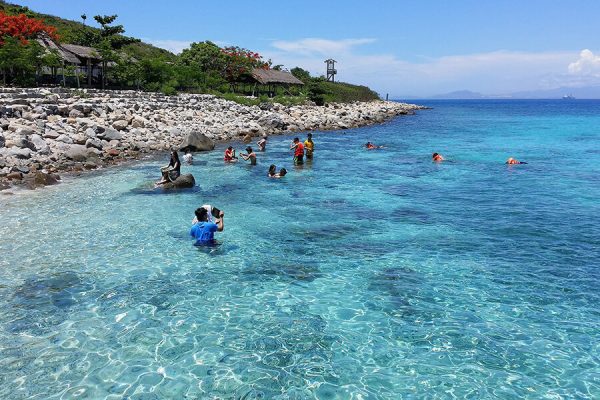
[224,146,237,162]
[290,137,304,165]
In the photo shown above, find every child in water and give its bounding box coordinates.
[224,146,237,162]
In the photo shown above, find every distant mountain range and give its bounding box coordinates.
[399,86,600,100]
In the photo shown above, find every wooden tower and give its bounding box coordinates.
[325,59,337,82]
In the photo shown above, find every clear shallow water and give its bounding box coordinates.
[0,99,599,399]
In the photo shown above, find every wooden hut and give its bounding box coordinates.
[36,33,105,87]
[249,69,304,97]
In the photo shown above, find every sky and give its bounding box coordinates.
[13,0,600,97]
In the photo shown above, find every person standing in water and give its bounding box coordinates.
[290,137,304,165]
[257,135,268,152]
[183,149,193,164]
[240,146,257,165]
[190,207,224,246]
[224,146,237,162]
[304,133,314,160]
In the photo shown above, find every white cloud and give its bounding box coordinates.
[261,39,578,96]
[146,39,193,54]
[271,38,375,56]
[568,49,600,76]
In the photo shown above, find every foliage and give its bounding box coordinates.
[220,46,270,82]
[0,10,58,44]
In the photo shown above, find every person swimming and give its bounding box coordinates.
[365,142,383,150]
[506,157,527,165]
[268,164,277,177]
[257,135,268,152]
[272,167,287,178]
[432,152,444,162]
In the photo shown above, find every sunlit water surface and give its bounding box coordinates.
[0,100,599,399]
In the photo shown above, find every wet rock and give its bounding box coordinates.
[161,173,195,189]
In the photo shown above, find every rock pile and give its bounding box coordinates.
[0,87,425,189]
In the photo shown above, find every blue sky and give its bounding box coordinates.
[14,0,600,97]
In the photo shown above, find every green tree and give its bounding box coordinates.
[291,67,311,83]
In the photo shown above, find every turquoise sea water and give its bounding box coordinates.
[0,100,599,399]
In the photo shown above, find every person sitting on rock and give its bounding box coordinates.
[240,146,257,165]
[224,146,238,162]
[190,207,224,246]
[157,150,181,185]
[183,149,193,164]
[257,135,268,152]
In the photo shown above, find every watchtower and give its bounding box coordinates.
[325,59,337,82]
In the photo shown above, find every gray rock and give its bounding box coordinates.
[56,134,73,144]
[65,144,96,162]
[30,134,50,154]
[8,147,32,159]
[0,134,4,148]
[112,119,128,130]
[43,129,60,139]
[98,128,122,141]
[161,174,195,189]
[179,131,215,152]
[85,138,103,150]
[69,109,83,118]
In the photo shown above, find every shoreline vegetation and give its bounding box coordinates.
[0,87,426,192]
[0,2,429,192]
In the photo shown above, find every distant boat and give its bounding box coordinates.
[562,94,575,100]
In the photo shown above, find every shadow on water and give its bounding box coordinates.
[8,270,93,335]
[242,259,322,284]
[389,207,432,224]
[125,181,202,196]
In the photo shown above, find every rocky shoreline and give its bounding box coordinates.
[0,87,425,192]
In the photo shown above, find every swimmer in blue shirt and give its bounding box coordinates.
[190,207,224,245]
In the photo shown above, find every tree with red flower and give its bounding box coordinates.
[0,11,59,45]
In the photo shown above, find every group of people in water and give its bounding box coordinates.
[156,132,526,245]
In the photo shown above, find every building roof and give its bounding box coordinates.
[62,44,102,60]
[36,34,80,64]
[251,69,304,85]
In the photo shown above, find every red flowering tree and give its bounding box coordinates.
[220,46,270,82]
[0,12,59,45]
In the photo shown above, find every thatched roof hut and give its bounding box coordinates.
[250,69,304,86]
[61,44,102,62]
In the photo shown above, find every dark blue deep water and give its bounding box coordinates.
[0,100,599,399]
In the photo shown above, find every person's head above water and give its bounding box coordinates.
[307,133,312,139]
[432,153,439,158]
[246,146,252,153]
[227,146,233,151]
[293,137,300,143]
[279,168,287,176]
[268,164,276,175]
[194,207,209,222]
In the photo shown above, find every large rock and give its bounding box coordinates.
[161,174,195,189]
[112,119,128,131]
[8,147,32,159]
[30,134,50,154]
[65,144,99,162]
[179,131,214,152]
[98,128,122,141]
